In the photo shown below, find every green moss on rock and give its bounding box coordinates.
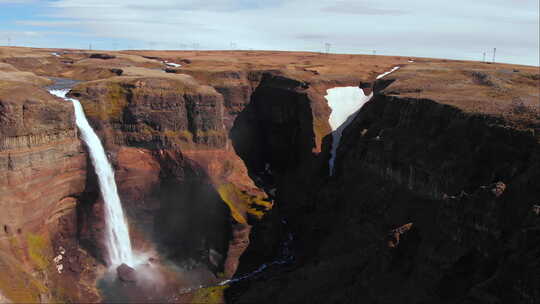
[26,233,51,270]
[190,285,228,304]
[217,183,273,224]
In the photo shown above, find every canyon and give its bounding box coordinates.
[0,46,538,303]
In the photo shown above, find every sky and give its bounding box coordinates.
[0,0,539,66]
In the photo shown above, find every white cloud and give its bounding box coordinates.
[16,20,82,27]
[6,0,539,65]
[322,1,406,15]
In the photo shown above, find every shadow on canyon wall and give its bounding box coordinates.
[227,84,540,304]
[76,147,232,274]
[153,150,232,272]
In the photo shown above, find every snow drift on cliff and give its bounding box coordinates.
[326,66,400,175]
[326,87,373,175]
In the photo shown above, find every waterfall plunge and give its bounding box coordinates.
[49,89,135,268]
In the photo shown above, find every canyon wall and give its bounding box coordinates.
[1,48,537,303]
[227,69,540,303]
[68,74,274,277]
[0,81,101,302]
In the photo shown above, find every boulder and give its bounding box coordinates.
[490,181,506,197]
[117,263,137,283]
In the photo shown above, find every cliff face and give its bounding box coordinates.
[68,74,270,277]
[336,94,537,200]
[231,73,315,185]
[227,63,540,304]
[0,81,101,302]
[1,47,538,303]
[322,92,539,303]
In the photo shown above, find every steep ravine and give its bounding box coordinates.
[1,48,538,303]
[226,78,540,303]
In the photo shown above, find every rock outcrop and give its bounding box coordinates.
[117,263,136,282]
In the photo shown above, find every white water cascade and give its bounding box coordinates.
[49,89,135,268]
[325,66,400,175]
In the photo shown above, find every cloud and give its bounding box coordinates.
[2,0,538,65]
[0,30,41,37]
[0,0,36,3]
[322,2,406,15]
[49,0,287,11]
[294,34,330,41]
[16,20,82,27]
[126,0,287,12]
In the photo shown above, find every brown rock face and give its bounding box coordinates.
[68,74,265,276]
[223,224,251,278]
[0,82,102,302]
[0,82,84,235]
[387,222,413,248]
[70,76,227,149]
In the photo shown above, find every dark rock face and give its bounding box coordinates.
[336,94,537,200]
[151,150,232,270]
[227,89,540,303]
[228,73,324,272]
[231,73,315,180]
[89,54,116,60]
[110,68,123,76]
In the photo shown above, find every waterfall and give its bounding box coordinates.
[49,89,135,267]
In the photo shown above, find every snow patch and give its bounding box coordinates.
[164,61,181,68]
[325,65,403,176]
[51,52,60,57]
[376,66,400,79]
[325,87,372,175]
